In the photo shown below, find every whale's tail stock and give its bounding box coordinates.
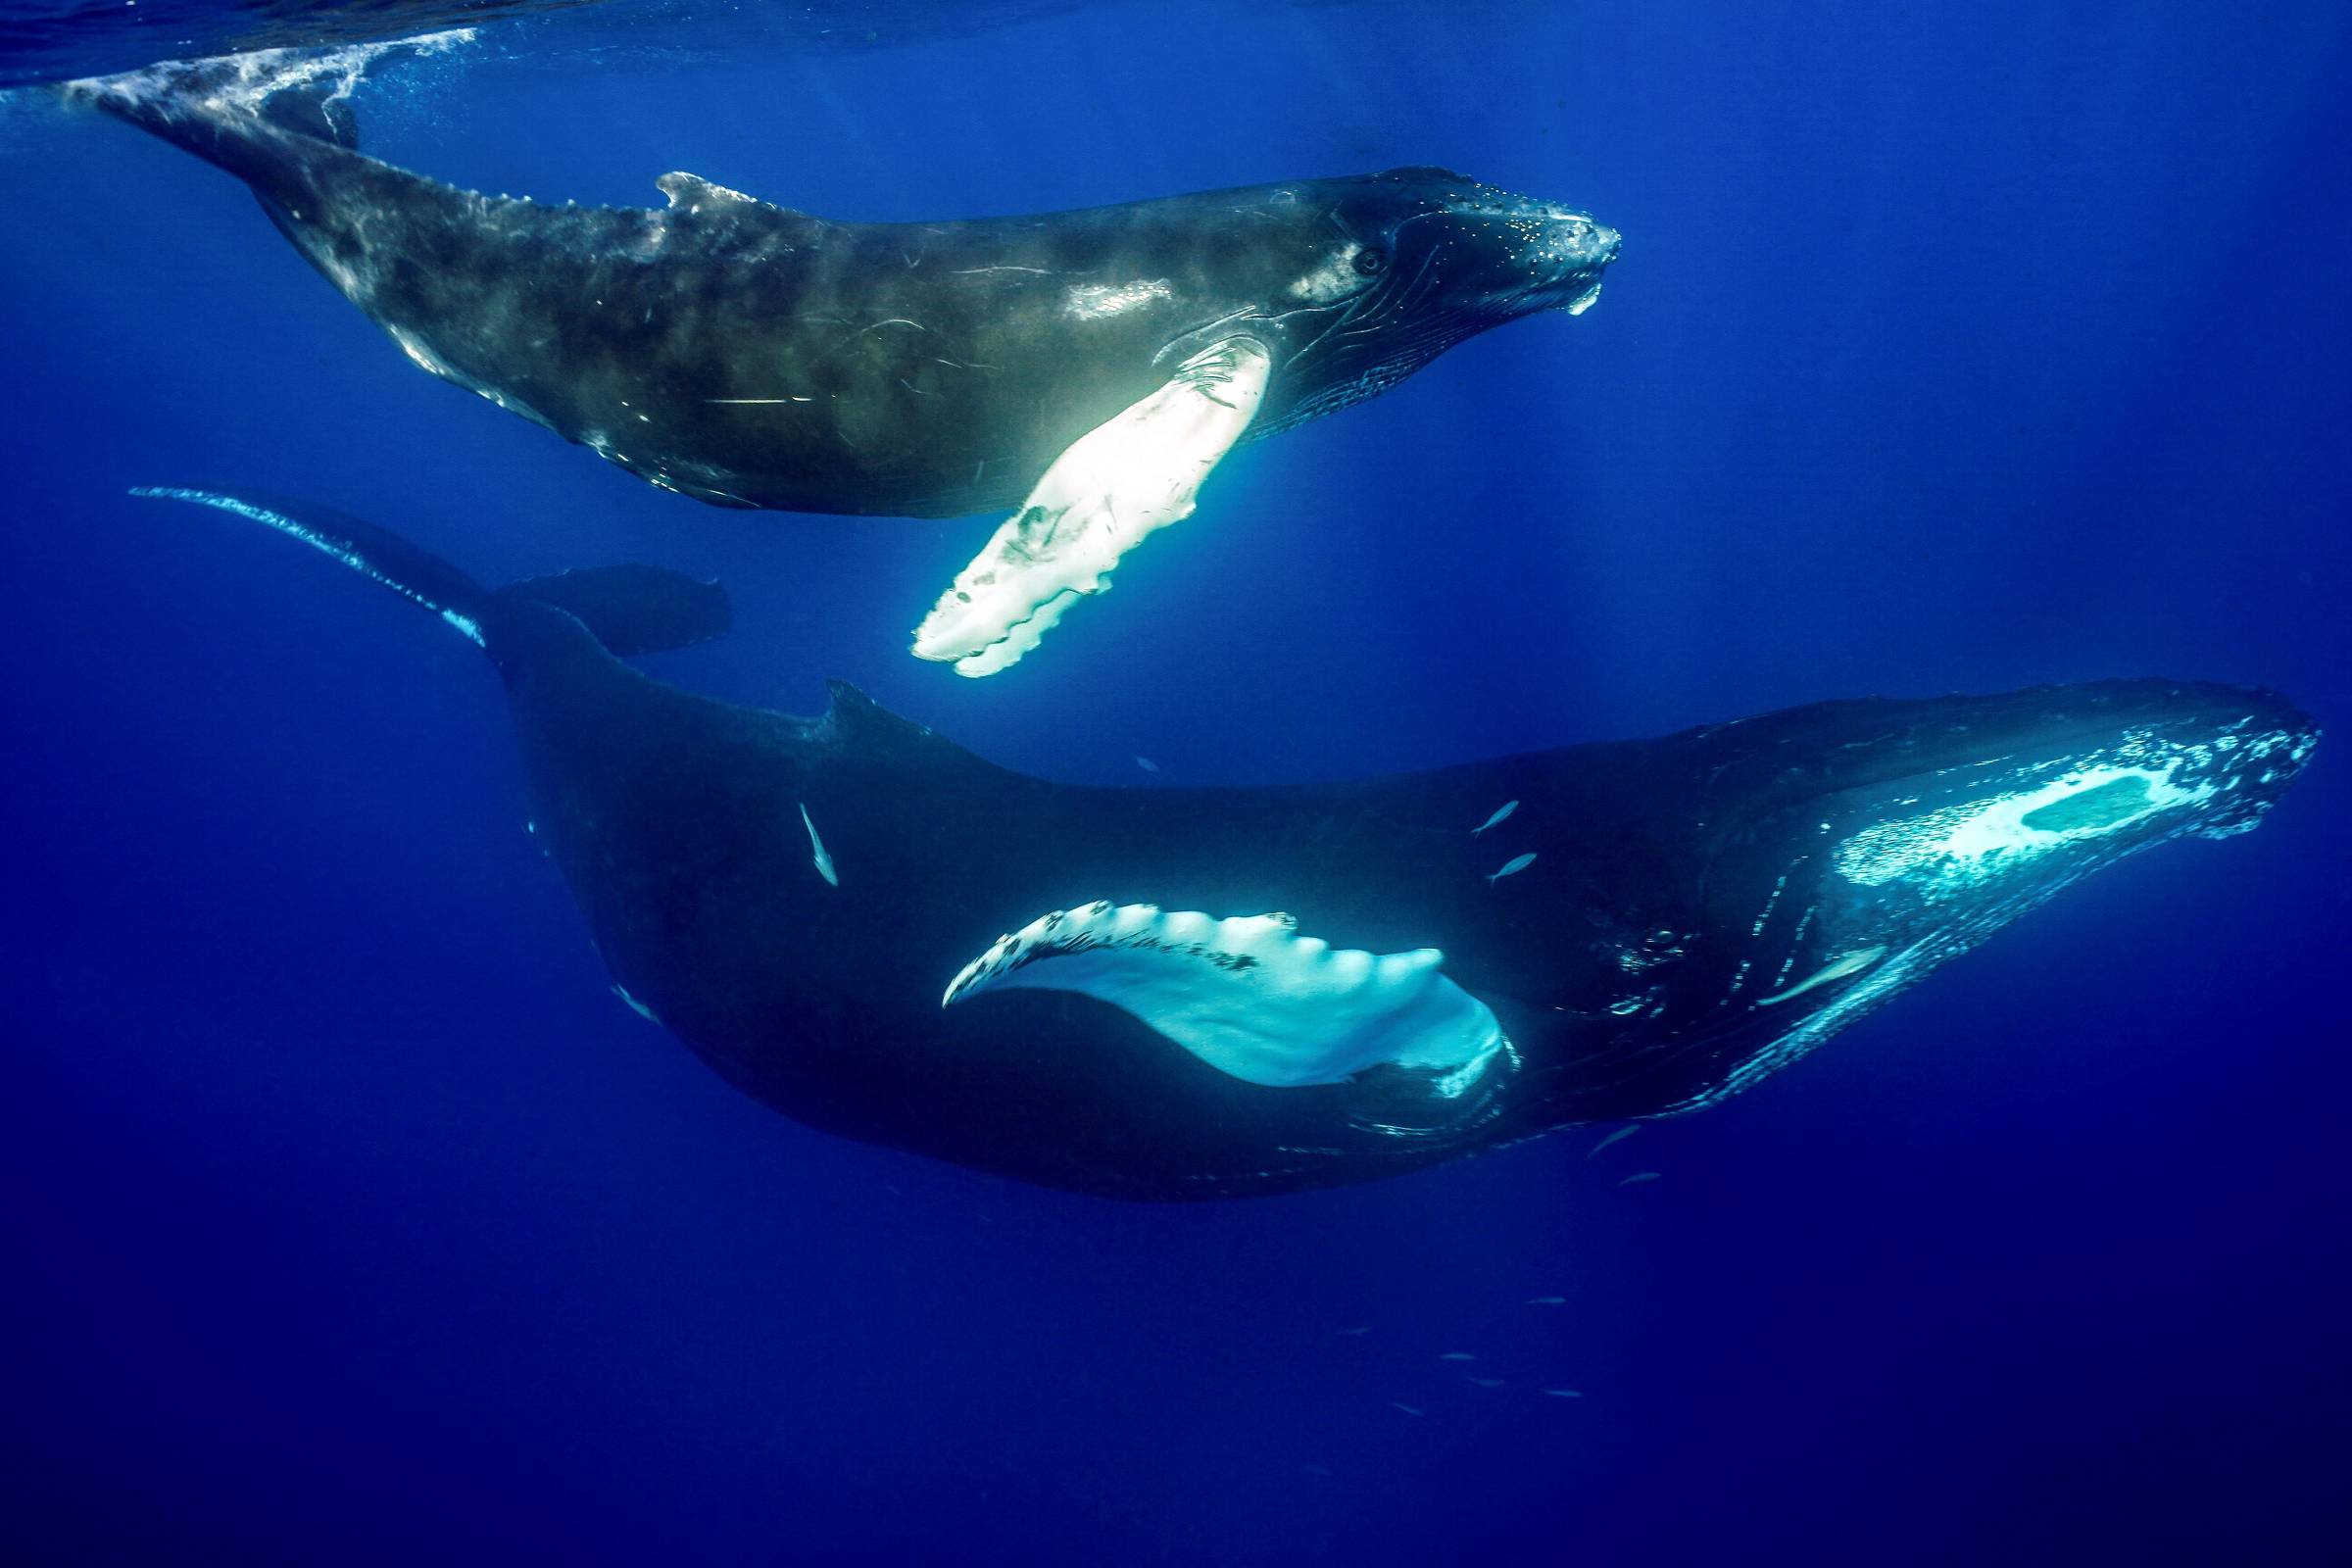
[128,487,732,666]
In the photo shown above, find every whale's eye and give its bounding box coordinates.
[1352,247,1389,277]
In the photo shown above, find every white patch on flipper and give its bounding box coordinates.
[941,903,1508,1091]
[909,337,1271,677]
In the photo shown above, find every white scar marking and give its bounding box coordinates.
[1063,279,1173,319]
[1290,246,1367,304]
[1754,946,1886,1007]
[799,803,839,887]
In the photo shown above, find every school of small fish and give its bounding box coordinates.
[1341,1125,1663,1418]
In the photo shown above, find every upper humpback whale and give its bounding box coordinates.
[74,44,1621,675]
[131,487,2319,1200]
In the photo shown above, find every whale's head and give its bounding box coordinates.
[1547,680,2322,1119]
[1244,167,1620,427]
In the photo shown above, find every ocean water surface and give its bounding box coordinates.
[2,2,2348,1561]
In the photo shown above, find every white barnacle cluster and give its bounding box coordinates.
[941,902,1507,1093]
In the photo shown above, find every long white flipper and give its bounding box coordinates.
[910,337,1271,678]
[941,902,1506,1091]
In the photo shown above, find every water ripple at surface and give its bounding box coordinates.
[0,0,1135,87]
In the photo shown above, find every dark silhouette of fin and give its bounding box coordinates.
[500,566,731,657]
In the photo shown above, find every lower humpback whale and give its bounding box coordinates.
[75,43,1620,676]
[136,488,2318,1199]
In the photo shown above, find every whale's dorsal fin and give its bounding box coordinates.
[656,172,764,211]
[809,679,1013,781]
[819,680,935,741]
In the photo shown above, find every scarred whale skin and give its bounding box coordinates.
[75,53,1619,519]
[138,490,2319,1200]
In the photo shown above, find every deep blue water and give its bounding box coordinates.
[3,2,2349,1561]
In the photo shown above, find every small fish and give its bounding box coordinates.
[1472,799,1520,835]
[1542,1388,1585,1398]
[1392,1401,1425,1417]
[1439,1352,1477,1362]
[1134,755,1160,773]
[1338,1325,1372,1337]
[1462,1375,1505,1389]
[1526,1297,1566,1306]
[1586,1125,1642,1159]
[1300,1463,1334,1477]
[799,802,838,887]
[1486,852,1538,885]
[1617,1170,1661,1187]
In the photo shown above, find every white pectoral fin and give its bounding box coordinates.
[909,336,1271,677]
[941,902,1507,1092]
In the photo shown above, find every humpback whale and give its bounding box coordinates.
[74,44,1621,675]
[128,487,2320,1199]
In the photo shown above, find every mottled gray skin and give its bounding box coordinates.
[85,64,1620,515]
